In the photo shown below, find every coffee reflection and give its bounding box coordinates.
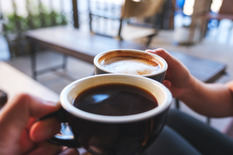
[73,83,158,116]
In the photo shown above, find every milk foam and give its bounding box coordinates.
[101,57,160,75]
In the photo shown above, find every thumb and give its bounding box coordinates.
[146,48,177,67]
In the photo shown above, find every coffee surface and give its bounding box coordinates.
[73,83,158,116]
[100,56,160,75]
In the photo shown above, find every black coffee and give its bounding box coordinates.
[73,83,158,116]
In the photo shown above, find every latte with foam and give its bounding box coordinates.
[100,56,160,75]
[94,49,168,82]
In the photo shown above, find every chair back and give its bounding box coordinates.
[88,0,172,45]
[121,0,166,18]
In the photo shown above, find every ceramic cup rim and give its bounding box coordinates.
[60,74,172,123]
[93,49,168,77]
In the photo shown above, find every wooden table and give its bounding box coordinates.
[26,26,226,83]
[0,61,59,103]
[169,51,226,83]
[26,26,146,79]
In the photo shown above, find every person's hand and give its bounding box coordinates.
[0,93,79,155]
[146,48,195,99]
[147,49,233,117]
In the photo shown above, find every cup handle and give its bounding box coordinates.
[40,108,80,148]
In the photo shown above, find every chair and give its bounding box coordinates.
[198,0,233,40]
[88,0,174,46]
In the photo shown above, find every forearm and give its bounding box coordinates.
[179,77,233,117]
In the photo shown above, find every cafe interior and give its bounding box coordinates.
[1,0,233,148]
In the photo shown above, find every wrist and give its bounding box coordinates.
[178,75,200,102]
